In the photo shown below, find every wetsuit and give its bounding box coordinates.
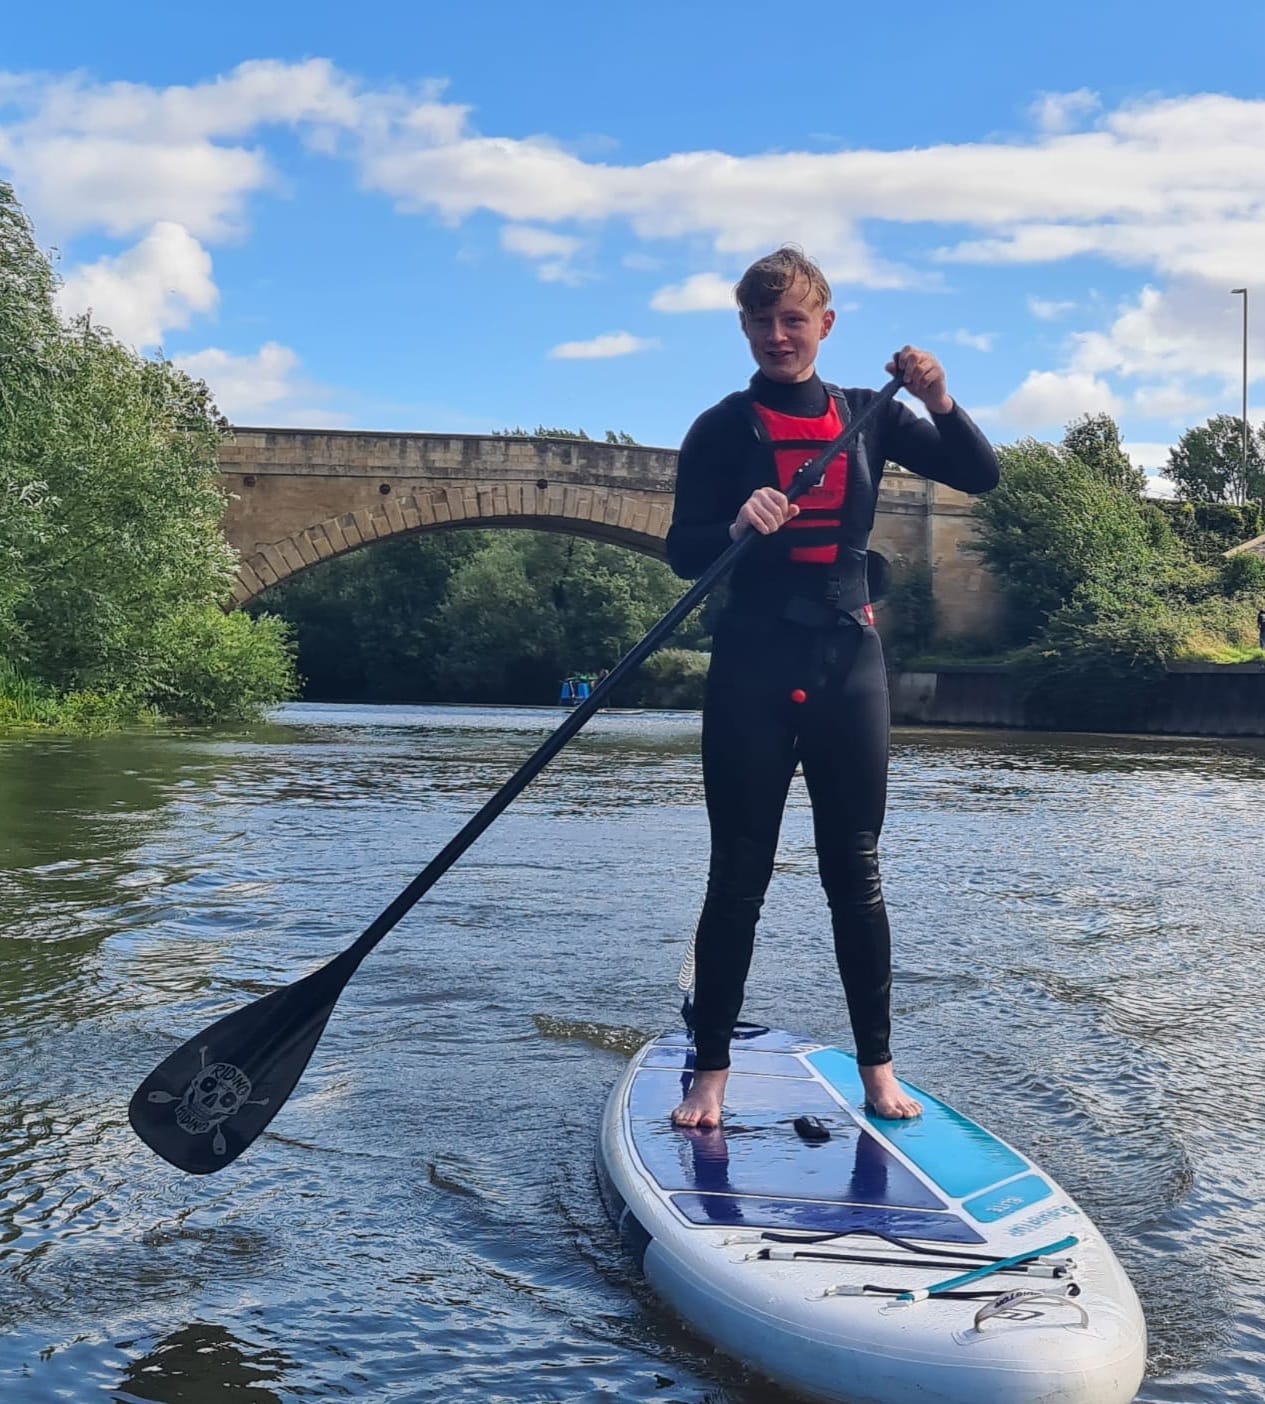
[666,371,999,1073]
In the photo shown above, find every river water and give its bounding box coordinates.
[1,703,1263,1402]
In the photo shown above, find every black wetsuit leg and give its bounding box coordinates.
[796,623,893,1067]
[689,615,894,1072]
[690,613,800,1072]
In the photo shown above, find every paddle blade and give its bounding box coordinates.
[128,950,359,1174]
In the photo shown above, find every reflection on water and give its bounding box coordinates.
[1,706,1264,1401]
[113,1323,290,1404]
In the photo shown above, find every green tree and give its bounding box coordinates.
[431,532,699,702]
[1163,415,1265,505]
[256,525,706,705]
[973,439,1171,642]
[0,180,296,724]
[0,183,59,652]
[1221,550,1265,596]
[879,559,935,664]
[1062,413,1146,496]
[248,532,485,700]
[492,425,642,444]
[1015,579,1183,730]
[432,535,564,700]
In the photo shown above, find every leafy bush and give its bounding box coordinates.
[0,658,152,733]
[626,648,709,709]
[1220,551,1265,597]
[1158,500,1265,564]
[143,607,298,724]
[1014,584,1184,730]
[974,439,1174,643]
[878,559,935,665]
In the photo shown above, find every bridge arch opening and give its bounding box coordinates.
[229,482,672,609]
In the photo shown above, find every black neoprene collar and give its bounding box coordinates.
[748,371,830,417]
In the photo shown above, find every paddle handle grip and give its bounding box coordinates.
[348,372,905,963]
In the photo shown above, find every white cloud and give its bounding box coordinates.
[356,91,1265,293]
[1131,382,1210,420]
[1069,279,1260,386]
[20,137,270,242]
[1122,440,1176,473]
[548,331,659,360]
[56,222,218,347]
[1028,295,1076,320]
[1030,88,1101,134]
[945,329,996,352]
[9,63,1265,311]
[175,341,346,425]
[651,272,734,313]
[0,60,370,240]
[992,279,1257,437]
[499,223,585,283]
[1000,370,1122,430]
[10,61,1265,436]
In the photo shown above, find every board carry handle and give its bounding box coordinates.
[972,1284,1089,1332]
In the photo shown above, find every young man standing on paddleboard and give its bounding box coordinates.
[666,247,999,1128]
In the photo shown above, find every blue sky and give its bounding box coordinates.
[4,1,1265,493]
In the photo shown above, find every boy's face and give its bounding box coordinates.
[739,280,835,384]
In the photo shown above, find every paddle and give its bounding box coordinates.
[129,372,905,1174]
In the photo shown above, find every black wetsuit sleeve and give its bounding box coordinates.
[665,403,750,579]
[876,396,1000,494]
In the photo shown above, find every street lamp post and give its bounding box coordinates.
[1232,287,1248,503]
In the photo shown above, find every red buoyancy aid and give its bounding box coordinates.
[751,399,847,565]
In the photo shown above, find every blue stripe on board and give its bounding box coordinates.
[669,1194,985,1244]
[807,1048,1029,1200]
[963,1173,1053,1223]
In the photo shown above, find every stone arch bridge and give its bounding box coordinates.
[220,427,1001,639]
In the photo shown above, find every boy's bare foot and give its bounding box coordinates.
[671,1069,729,1128]
[860,1062,922,1120]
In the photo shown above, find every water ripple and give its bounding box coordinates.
[2,706,1265,1400]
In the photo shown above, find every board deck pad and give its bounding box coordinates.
[627,1034,998,1245]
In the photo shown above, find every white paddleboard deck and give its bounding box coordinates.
[597,1028,1145,1404]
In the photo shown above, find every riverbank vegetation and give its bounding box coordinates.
[964,414,1265,729]
[0,183,297,731]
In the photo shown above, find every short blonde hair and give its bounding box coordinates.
[734,246,831,313]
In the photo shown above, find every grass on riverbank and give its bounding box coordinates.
[0,661,159,735]
[903,605,1265,673]
[904,646,1265,671]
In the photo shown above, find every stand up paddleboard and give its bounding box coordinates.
[597,1028,1145,1404]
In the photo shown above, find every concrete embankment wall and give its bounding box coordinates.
[890,663,1265,737]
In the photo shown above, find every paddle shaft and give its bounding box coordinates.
[895,1234,1079,1303]
[346,373,903,967]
